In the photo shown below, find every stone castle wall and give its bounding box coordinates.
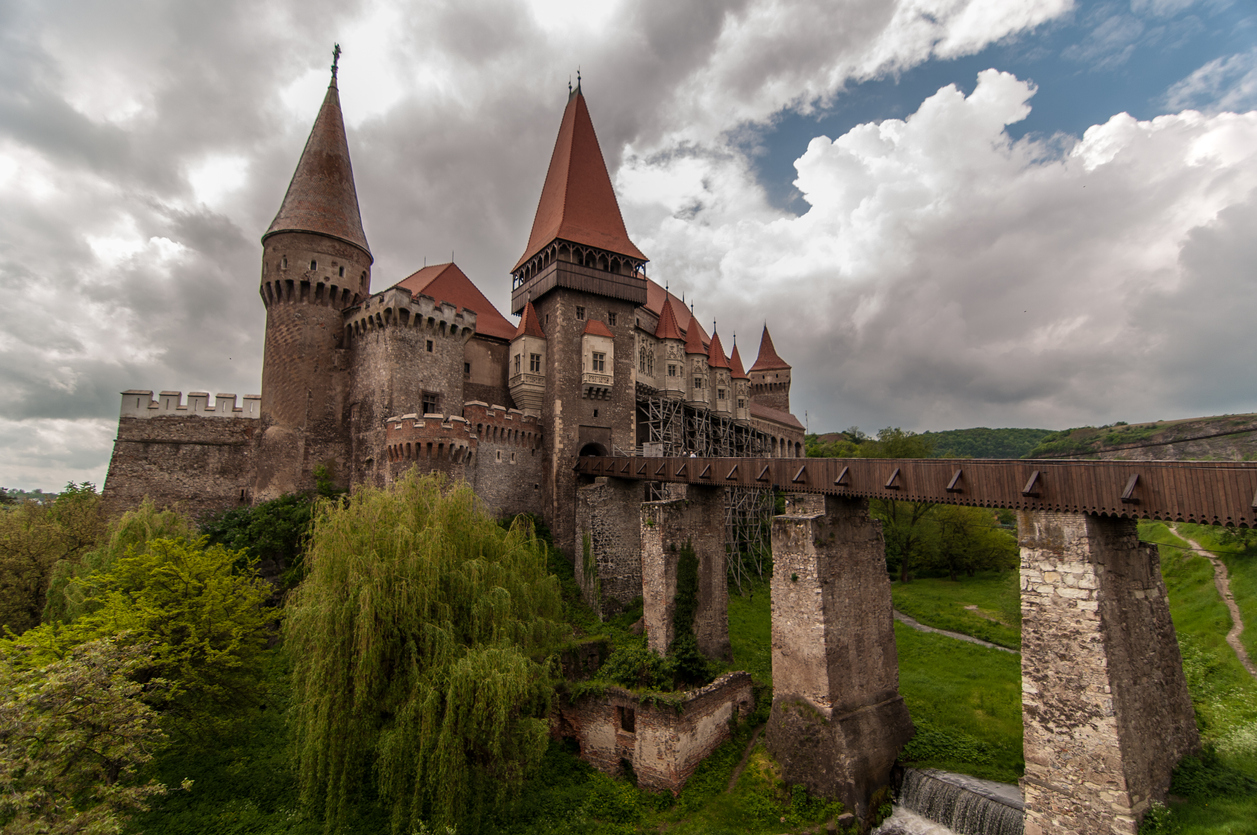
[102,391,259,519]
[575,477,645,617]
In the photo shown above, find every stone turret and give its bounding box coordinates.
[685,316,709,408]
[510,301,547,416]
[708,331,732,416]
[254,56,372,500]
[748,325,791,413]
[729,342,750,422]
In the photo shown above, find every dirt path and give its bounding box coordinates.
[892,610,1018,654]
[1172,526,1257,679]
[726,724,764,793]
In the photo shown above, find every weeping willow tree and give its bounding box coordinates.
[286,471,567,833]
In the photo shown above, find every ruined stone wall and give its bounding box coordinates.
[554,672,754,792]
[639,487,730,660]
[575,478,644,617]
[103,392,259,520]
[1019,511,1198,835]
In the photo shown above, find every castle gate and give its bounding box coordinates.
[575,455,1257,834]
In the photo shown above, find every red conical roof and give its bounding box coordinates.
[684,317,707,355]
[513,87,646,271]
[655,295,684,341]
[708,332,730,369]
[582,319,614,337]
[264,77,371,259]
[729,344,749,379]
[749,325,791,372]
[514,300,546,339]
[394,262,515,340]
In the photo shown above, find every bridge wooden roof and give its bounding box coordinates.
[576,456,1257,528]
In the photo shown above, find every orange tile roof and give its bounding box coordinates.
[729,344,749,379]
[644,279,698,335]
[582,318,614,338]
[514,300,546,339]
[264,79,371,259]
[750,402,804,430]
[684,316,707,355]
[707,332,730,369]
[393,263,516,340]
[654,295,684,340]
[749,325,791,372]
[513,89,647,271]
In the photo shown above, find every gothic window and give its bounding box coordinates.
[338,266,345,277]
[694,377,702,390]
[608,312,617,326]
[514,354,521,374]
[281,256,287,269]
[738,398,746,410]
[422,391,440,414]
[576,306,585,320]
[530,353,542,373]
[717,388,726,401]
[668,363,677,377]
[592,352,606,372]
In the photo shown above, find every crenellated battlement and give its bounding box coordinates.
[120,390,261,419]
[463,401,543,448]
[345,287,477,342]
[385,413,477,464]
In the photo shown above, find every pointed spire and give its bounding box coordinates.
[730,344,749,379]
[513,86,646,271]
[707,331,730,369]
[514,300,546,339]
[749,325,791,372]
[655,294,684,340]
[263,55,371,259]
[684,317,707,356]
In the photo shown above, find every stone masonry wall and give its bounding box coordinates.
[1019,511,1198,835]
[639,486,731,660]
[554,672,754,792]
[765,495,913,819]
[103,410,257,520]
[576,478,644,618]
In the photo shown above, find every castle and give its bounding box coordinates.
[102,63,805,556]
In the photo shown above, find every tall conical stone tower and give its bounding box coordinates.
[510,81,647,555]
[254,51,372,500]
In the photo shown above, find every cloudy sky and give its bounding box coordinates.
[1,0,1255,490]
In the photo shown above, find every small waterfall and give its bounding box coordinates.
[874,769,1024,835]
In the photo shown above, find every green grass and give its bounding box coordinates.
[1140,521,1257,834]
[894,622,1024,783]
[891,571,1021,649]
[728,580,773,686]
[1175,522,1257,664]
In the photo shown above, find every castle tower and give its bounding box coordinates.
[254,56,372,500]
[729,342,750,421]
[748,325,791,413]
[708,331,732,417]
[654,295,686,400]
[684,317,709,409]
[509,81,648,555]
[509,300,547,415]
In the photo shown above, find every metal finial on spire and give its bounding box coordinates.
[576,68,581,90]
[712,318,717,333]
[568,76,572,94]
[331,43,342,80]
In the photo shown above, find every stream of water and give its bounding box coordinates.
[873,769,1024,835]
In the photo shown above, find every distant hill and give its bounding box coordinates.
[808,427,1052,459]
[1026,414,1257,460]
[919,428,1053,459]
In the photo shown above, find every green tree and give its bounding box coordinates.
[928,506,1018,581]
[0,483,104,634]
[15,537,275,736]
[200,492,318,590]
[286,471,566,834]
[0,636,175,833]
[862,429,937,582]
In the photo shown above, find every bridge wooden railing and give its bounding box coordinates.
[575,456,1257,528]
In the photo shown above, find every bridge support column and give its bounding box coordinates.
[640,485,731,660]
[1019,511,1198,835]
[575,477,644,619]
[765,495,913,819]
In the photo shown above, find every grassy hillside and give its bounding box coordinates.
[1026,413,1257,460]
[918,428,1052,459]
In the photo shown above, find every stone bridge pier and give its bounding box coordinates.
[1019,511,1198,835]
[765,495,914,818]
